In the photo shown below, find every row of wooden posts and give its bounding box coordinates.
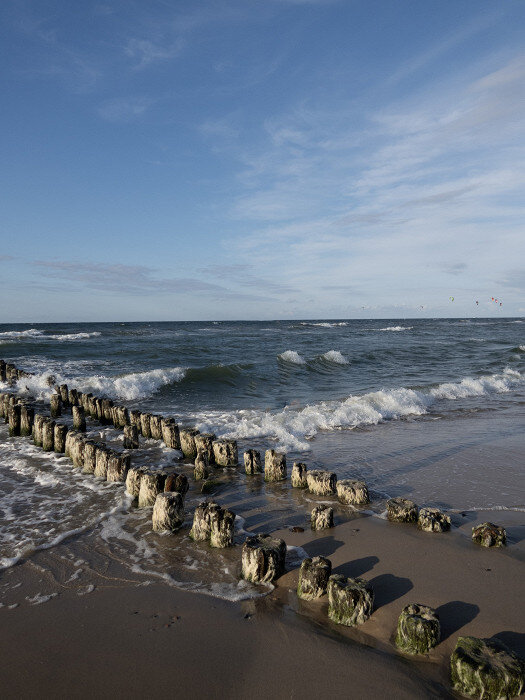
[0,358,520,699]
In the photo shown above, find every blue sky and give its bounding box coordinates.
[1,0,524,322]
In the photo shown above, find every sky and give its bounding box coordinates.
[0,0,524,322]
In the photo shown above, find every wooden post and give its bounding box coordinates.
[180,428,199,458]
[8,404,21,436]
[33,414,45,447]
[102,398,114,424]
[54,424,68,453]
[149,415,163,440]
[107,453,131,483]
[195,433,217,464]
[82,441,98,474]
[20,404,35,436]
[212,439,238,467]
[140,412,152,439]
[123,424,139,449]
[161,418,180,449]
[68,388,79,406]
[72,406,86,432]
[50,394,62,418]
[244,449,262,475]
[42,418,56,451]
[94,446,110,479]
[59,384,69,406]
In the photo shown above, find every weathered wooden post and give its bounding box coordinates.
[64,429,78,458]
[194,450,209,481]
[94,446,110,479]
[33,414,45,447]
[164,472,188,496]
[386,497,418,523]
[241,535,286,583]
[195,433,217,464]
[125,466,147,499]
[116,406,129,428]
[20,404,34,436]
[337,479,370,505]
[307,469,337,495]
[42,418,56,451]
[71,434,86,468]
[0,360,6,383]
[450,636,524,699]
[418,507,450,533]
[291,462,308,488]
[244,449,262,475]
[212,439,238,467]
[82,441,98,474]
[180,428,199,458]
[140,412,152,439]
[53,424,68,453]
[472,522,506,547]
[311,505,334,530]
[209,503,236,548]
[72,405,86,432]
[107,453,131,483]
[68,388,79,407]
[123,424,139,449]
[138,471,165,507]
[149,415,163,440]
[58,384,69,406]
[189,501,214,541]
[152,492,184,532]
[264,450,287,482]
[297,556,332,600]
[8,404,21,437]
[327,575,374,626]
[129,410,141,431]
[395,604,440,654]
[95,398,104,422]
[50,394,62,418]
[161,418,180,449]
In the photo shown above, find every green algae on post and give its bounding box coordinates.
[387,497,418,523]
[417,507,451,533]
[472,522,506,547]
[327,575,374,627]
[395,603,440,655]
[297,556,332,600]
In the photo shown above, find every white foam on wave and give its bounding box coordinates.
[11,366,186,402]
[301,322,348,328]
[193,367,524,451]
[0,329,100,341]
[278,350,306,365]
[321,350,349,364]
[378,326,413,332]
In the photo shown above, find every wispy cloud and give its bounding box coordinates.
[98,96,156,122]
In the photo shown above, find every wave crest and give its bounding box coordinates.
[278,350,306,365]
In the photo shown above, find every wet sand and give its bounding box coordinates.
[1,513,523,699]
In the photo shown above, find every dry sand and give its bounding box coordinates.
[1,511,523,699]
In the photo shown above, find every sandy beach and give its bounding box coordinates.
[1,509,523,699]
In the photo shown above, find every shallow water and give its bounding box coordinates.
[0,318,523,599]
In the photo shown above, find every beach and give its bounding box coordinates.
[0,319,524,698]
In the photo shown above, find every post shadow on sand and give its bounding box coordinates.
[493,631,525,658]
[368,573,413,608]
[435,601,479,642]
[333,556,379,579]
[301,535,346,558]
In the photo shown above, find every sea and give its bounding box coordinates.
[0,318,524,602]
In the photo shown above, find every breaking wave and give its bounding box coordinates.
[378,326,413,332]
[194,367,524,451]
[0,329,100,341]
[300,322,348,328]
[320,350,349,364]
[278,350,306,365]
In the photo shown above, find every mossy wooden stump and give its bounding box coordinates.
[152,492,184,532]
[149,414,163,440]
[53,424,68,453]
[244,449,262,475]
[72,406,86,432]
[241,535,286,583]
[82,441,98,474]
[297,556,332,600]
[68,388,79,407]
[94,446,110,479]
[8,404,21,437]
[180,428,200,458]
[140,412,152,439]
[387,497,418,523]
[129,410,141,431]
[107,453,130,483]
[472,522,506,547]
[195,433,217,464]
[395,603,440,654]
[209,503,236,548]
[291,462,308,488]
[161,418,180,449]
[327,575,374,626]
[138,471,166,507]
[418,507,450,533]
[33,414,45,447]
[212,439,238,466]
[164,471,189,496]
[264,449,287,482]
[50,394,62,418]
[307,469,337,496]
[42,418,56,451]
[450,636,524,699]
[311,505,334,530]
[123,424,139,449]
[125,466,147,498]
[337,479,369,505]
[20,404,34,437]
[194,450,209,481]
[189,501,216,542]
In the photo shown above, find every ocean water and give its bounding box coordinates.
[0,318,524,599]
